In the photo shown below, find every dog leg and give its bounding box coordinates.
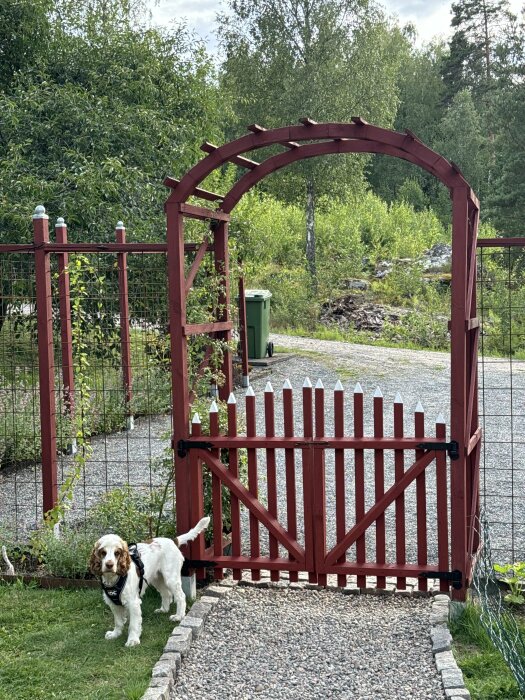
[168,580,186,622]
[153,579,172,614]
[105,605,127,640]
[125,601,142,647]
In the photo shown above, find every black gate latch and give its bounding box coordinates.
[177,439,213,458]
[416,440,460,461]
[419,569,462,590]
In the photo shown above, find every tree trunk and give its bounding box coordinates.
[305,178,316,286]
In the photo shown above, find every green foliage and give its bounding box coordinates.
[0,583,174,700]
[494,562,525,605]
[450,602,522,699]
[37,526,96,578]
[87,486,160,543]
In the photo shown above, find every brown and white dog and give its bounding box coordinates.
[89,517,210,647]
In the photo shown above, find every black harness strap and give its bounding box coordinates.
[100,544,147,606]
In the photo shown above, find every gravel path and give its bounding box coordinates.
[171,586,445,700]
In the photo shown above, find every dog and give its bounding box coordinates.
[89,516,210,647]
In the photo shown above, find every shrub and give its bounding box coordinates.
[38,526,96,578]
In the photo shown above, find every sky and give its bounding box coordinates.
[148,0,524,48]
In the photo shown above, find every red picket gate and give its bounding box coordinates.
[181,380,455,594]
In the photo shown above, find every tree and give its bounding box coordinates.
[219,0,406,285]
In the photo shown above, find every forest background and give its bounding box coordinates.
[1,0,524,353]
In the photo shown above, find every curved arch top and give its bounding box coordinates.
[166,121,479,211]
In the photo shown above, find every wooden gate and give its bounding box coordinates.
[180,380,458,594]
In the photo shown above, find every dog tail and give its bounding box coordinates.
[2,546,15,576]
[176,517,210,547]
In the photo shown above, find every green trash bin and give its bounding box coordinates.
[245,289,273,359]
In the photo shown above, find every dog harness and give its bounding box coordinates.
[100,544,146,606]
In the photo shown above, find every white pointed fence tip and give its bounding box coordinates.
[373,387,383,398]
[245,385,255,397]
[334,380,344,391]
[209,400,219,413]
[116,220,125,229]
[264,381,274,393]
[282,378,292,390]
[315,379,324,390]
[415,401,425,413]
[192,413,201,424]
[32,205,47,219]
[435,413,445,425]
[354,382,363,394]
[55,217,65,227]
[227,392,237,405]
[394,392,403,404]
[303,377,312,389]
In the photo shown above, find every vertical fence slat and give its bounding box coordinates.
[209,401,223,580]
[190,414,205,579]
[394,393,406,590]
[238,272,250,388]
[227,394,242,580]
[374,388,386,589]
[283,380,298,582]
[436,415,449,592]
[265,382,279,582]
[33,206,58,514]
[314,380,327,586]
[415,402,428,591]
[116,222,133,429]
[354,383,366,589]
[246,386,260,580]
[302,378,316,582]
[334,381,346,587]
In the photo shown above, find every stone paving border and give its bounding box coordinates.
[430,594,471,700]
[139,572,470,700]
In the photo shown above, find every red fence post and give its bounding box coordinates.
[116,221,133,430]
[33,205,58,515]
[334,380,346,587]
[55,217,76,455]
[238,272,249,387]
[373,387,386,589]
[213,221,233,401]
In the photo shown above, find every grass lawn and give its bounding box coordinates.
[0,581,175,700]
[450,603,521,699]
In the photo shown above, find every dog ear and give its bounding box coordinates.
[116,541,131,576]
[89,542,102,576]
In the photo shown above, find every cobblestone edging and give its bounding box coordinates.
[430,594,471,700]
[139,582,237,700]
[140,574,469,700]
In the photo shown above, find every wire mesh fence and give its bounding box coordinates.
[471,512,525,695]
[0,238,175,545]
[478,243,525,564]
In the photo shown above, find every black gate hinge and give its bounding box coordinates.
[416,440,460,461]
[420,569,462,590]
[177,439,213,458]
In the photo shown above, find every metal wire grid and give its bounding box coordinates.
[0,250,174,540]
[478,246,525,564]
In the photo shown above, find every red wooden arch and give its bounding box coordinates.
[166,119,480,597]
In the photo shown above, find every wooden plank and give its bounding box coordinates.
[246,388,261,580]
[302,380,316,582]
[189,416,205,578]
[227,397,242,581]
[415,405,428,591]
[354,384,366,588]
[283,381,298,583]
[194,448,305,562]
[185,238,211,294]
[436,418,450,592]
[209,404,224,580]
[183,321,233,335]
[264,384,279,581]
[334,382,346,587]
[179,203,230,222]
[181,435,442,450]
[467,428,482,455]
[314,381,327,585]
[325,451,436,567]
[394,395,406,590]
[477,237,525,248]
[374,389,386,589]
[201,141,259,169]
[163,176,224,202]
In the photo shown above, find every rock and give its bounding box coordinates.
[320,293,404,334]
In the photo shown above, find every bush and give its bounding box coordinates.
[38,526,96,578]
